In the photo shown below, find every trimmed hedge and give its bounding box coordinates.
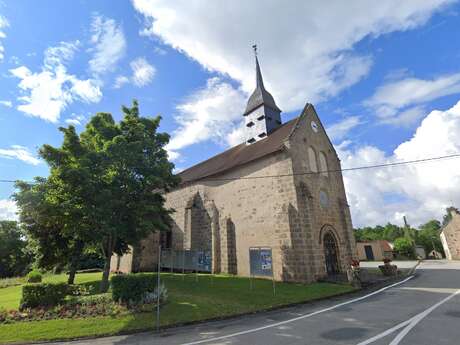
[111,273,157,304]
[20,282,69,310]
[26,270,42,283]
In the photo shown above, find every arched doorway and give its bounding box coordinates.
[324,232,340,275]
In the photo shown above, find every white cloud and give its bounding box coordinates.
[0,199,17,221]
[0,100,12,107]
[0,15,9,62]
[130,57,156,87]
[326,116,362,142]
[166,77,246,160]
[0,145,40,165]
[366,73,460,126]
[340,100,460,227]
[133,0,451,112]
[10,41,102,123]
[89,15,126,75]
[114,75,129,89]
[113,58,156,88]
[65,113,86,126]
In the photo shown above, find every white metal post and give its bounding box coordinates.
[156,245,161,332]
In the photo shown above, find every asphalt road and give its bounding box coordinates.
[51,260,460,345]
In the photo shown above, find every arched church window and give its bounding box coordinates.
[308,147,318,172]
[319,152,328,177]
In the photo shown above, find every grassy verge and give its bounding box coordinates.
[0,273,354,344]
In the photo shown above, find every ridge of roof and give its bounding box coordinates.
[177,117,299,184]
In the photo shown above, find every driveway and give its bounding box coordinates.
[49,260,460,345]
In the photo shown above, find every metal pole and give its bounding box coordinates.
[156,245,161,333]
[271,248,276,296]
[182,250,185,281]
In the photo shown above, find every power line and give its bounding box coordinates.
[0,153,459,184]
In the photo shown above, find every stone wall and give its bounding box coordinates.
[286,105,356,280]
[441,211,460,260]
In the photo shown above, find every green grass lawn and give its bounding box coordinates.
[0,273,355,344]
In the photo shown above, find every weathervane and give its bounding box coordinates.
[252,44,257,57]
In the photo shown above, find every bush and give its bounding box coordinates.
[26,270,42,283]
[111,273,158,304]
[394,237,416,259]
[20,283,69,310]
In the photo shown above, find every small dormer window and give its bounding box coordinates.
[247,138,256,144]
[258,132,267,138]
[257,115,265,121]
[246,121,255,127]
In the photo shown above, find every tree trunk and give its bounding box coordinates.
[100,237,114,293]
[68,241,83,285]
[100,254,111,292]
[68,266,77,285]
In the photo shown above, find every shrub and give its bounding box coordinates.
[26,270,42,283]
[111,273,158,304]
[20,282,69,310]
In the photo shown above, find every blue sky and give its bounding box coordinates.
[1,0,460,226]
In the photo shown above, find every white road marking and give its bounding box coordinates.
[181,275,415,345]
[356,288,460,345]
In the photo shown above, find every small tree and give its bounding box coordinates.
[14,177,87,284]
[394,237,416,259]
[0,220,31,278]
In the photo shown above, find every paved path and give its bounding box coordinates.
[50,260,460,345]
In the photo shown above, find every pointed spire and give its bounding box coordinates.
[253,44,264,89]
[244,45,281,115]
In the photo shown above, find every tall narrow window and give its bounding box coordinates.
[308,147,318,172]
[319,152,328,177]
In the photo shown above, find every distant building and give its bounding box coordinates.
[415,245,426,259]
[112,52,356,282]
[356,240,393,261]
[440,210,460,260]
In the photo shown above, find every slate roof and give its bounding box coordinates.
[178,117,299,184]
[243,56,281,115]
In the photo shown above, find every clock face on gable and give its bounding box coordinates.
[310,121,319,133]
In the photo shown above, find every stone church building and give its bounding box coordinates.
[111,55,356,282]
[440,209,460,260]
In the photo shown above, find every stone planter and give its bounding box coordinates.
[379,264,398,276]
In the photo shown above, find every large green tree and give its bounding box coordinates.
[39,101,178,291]
[0,220,31,278]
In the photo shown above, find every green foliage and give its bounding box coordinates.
[415,219,444,256]
[393,237,416,258]
[354,223,405,242]
[20,100,179,292]
[111,273,158,304]
[0,221,32,278]
[20,283,69,310]
[26,270,42,283]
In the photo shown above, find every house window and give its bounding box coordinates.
[308,147,318,172]
[246,121,255,127]
[319,152,328,177]
[258,132,267,138]
[257,115,265,121]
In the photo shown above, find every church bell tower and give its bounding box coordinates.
[244,46,282,144]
